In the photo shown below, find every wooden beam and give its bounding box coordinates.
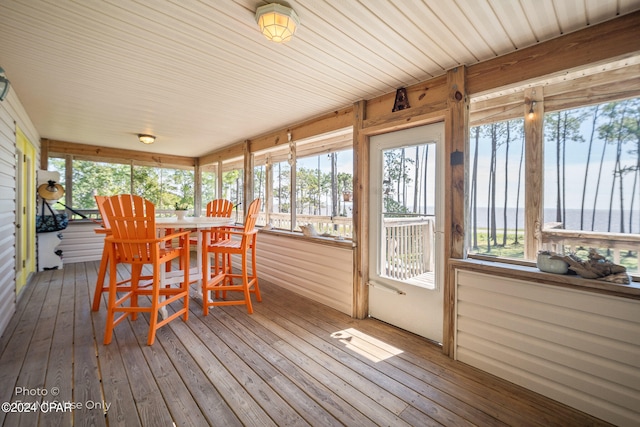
[43,139,195,168]
[352,100,368,319]
[362,101,447,136]
[467,10,640,95]
[197,108,352,166]
[364,76,448,120]
[199,144,245,166]
[545,67,640,111]
[524,88,544,259]
[444,66,469,356]
[470,63,640,125]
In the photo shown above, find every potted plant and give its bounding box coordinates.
[174,202,189,220]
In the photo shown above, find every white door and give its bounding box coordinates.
[368,123,444,343]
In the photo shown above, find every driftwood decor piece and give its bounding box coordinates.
[547,249,630,284]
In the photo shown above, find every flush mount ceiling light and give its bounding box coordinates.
[255,3,299,43]
[138,134,155,144]
[0,67,10,101]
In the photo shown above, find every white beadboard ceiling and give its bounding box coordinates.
[1,0,639,158]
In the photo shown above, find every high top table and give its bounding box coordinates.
[155,216,234,297]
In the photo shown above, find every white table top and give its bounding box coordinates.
[155,216,233,229]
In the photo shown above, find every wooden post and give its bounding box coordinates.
[524,87,544,259]
[289,132,296,231]
[352,100,368,319]
[265,155,273,226]
[40,138,49,170]
[243,140,253,211]
[444,66,469,356]
[216,160,223,199]
[194,159,201,215]
[65,154,73,210]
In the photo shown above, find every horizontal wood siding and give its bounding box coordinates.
[255,233,353,315]
[57,222,103,263]
[0,98,16,335]
[455,270,640,427]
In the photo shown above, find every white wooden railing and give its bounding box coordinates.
[541,226,639,272]
[259,212,353,238]
[382,217,434,281]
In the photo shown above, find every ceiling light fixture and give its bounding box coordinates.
[0,67,11,101]
[255,3,299,43]
[138,134,156,144]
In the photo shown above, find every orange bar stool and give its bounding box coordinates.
[102,194,191,346]
[201,198,261,315]
[202,199,234,280]
[92,195,134,311]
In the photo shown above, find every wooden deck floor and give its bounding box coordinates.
[0,260,611,427]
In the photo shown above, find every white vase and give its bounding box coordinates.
[176,210,186,220]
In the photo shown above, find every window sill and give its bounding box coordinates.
[450,258,640,300]
[258,228,354,249]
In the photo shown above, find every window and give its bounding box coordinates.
[272,160,291,215]
[296,150,353,224]
[48,157,195,215]
[252,128,353,239]
[468,89,639,276]
[468,119,526,259]
[221,158,244,222]
[134,165,194,211]
[543,98,640,273]
[269,158,292,230]
[49,158,131,210]
[201,163,217,208]
[253,163,266,226]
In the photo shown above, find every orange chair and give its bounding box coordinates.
[205,198,234,220]
[174,198,234,246]
[92,195,135,311]
[201,198,261,315]
[202,199,234,274]
[102,194,191,346]
[188,198,234,244]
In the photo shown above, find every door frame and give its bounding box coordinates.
[15,127,36,296]
[353,71,467,357]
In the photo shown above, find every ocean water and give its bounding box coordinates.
[471,208,638,234]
